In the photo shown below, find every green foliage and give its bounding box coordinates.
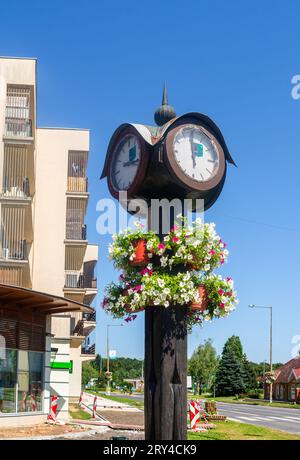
[91,355,143,386]
[223,335,244,362]
[242,354,258,391]
[215,346,246,396]
[81,362,98,386]
[188,339,218,391]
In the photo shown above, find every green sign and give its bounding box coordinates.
[50,361,73,373]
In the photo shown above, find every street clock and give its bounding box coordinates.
[101,84,235,210]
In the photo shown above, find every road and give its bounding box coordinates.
[109,393,300,434]
[216,402,300,434]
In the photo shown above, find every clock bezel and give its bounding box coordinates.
[107,127,149,199]
[164,123,226,191]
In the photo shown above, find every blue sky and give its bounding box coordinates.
[1,0,300,363]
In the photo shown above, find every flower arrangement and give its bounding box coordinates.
[102,217,238,328]
[265,371,276,385]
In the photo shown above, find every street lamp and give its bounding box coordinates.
[249,304,273,403]
[106,323,123,395]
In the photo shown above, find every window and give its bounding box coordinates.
[0,349,17,413]
[0,349,43,414]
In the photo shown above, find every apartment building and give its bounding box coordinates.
[0,57,98,425]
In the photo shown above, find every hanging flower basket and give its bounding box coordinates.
[189,285,208,311]
[130,239,150,267]
[102,217,238,329]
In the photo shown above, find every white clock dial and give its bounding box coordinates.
[173,125,219,182]
[111,135,141,190]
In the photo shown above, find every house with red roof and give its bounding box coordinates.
[264,356,300,402]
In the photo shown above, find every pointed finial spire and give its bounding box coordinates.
[162,81,168,105]
[154,82,176,126]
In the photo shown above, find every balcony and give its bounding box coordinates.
[4,118,32,139]
[67,177,88,194]
[3,87,33,142]
[67,151,88,194]
[73,310,96,337]
[64,271,97,290]
[81,343,95,356]
[1,178,30,201]
[0,240,28,262]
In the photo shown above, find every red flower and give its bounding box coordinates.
[172,236,179,243]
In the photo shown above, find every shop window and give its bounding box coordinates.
[0,349,43,414]
[0,349,17,413]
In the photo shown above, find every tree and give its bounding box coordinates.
[242,355,258,391]
[215,348,245,396]
[188,339,218,394]
[223,336,244,362]
[82,362,98,386]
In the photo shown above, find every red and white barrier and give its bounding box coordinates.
[189,400,200,430]
[47,395,58,423]
[93,396,97,418]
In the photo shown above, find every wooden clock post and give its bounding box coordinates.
[101,83,235,440]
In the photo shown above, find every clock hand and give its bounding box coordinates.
[123,159,139,167]
[190,130,196,168]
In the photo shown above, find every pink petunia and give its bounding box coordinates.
[220,302,225,309]
[210,250,215,255]
[134,285,142,292]
[172,236,179,243]
[171,225,179,232]
[218,289,224,295]
[158,243,165,250]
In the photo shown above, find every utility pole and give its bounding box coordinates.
[249,304,273,403]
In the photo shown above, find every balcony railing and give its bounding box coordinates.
[1,178,30,198]
[0,240,27,261]
[64,271,97,289]
[81,344,95,355]
[83,311,96,322]
[67,176,88,193]
[65,224,87,241]
[5,118,32,138]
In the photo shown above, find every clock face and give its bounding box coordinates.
[110,134,141,191]
[173,125,220,182]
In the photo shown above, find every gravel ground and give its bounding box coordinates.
[97,410,144,427]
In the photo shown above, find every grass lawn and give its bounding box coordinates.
[89,391,144,409]
[187,420,300,440]
[187,393,300,409]
[210,396,300,410]
[69,403,92,420]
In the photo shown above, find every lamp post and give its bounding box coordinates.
[106,323,123,395]
[249,304,273,403]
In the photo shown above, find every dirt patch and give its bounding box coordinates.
[0,423,88,439]
[98,410,144,428]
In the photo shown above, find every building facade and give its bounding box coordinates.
[264,356,300,403]
[0,57,98,425]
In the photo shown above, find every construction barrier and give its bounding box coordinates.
[47,395,58,423]
[189,400,200,430]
